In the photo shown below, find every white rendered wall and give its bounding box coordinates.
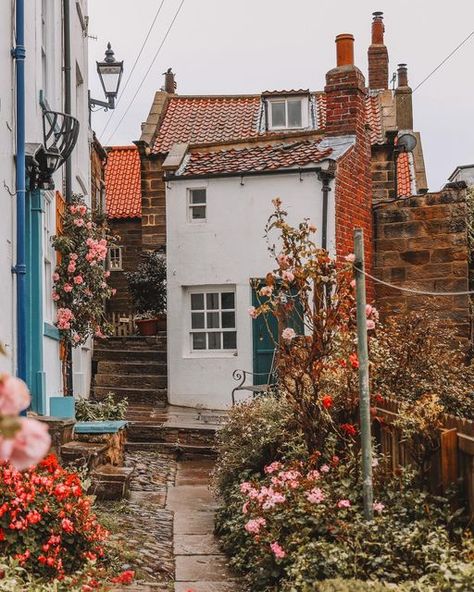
[166,170,335,409]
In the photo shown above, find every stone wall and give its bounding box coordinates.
[108,218,142,314]
[136,146,167,250]
[373,186,471,340]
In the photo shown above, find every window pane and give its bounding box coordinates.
[207,312,220,328]
[191,293,204,310]
[192,332,206,350]
[191,189,206,204]
[288,100,302,128]
[221,292,235,309]
[206,293,219,310]
[191,205,206,220]
[271,101,285,127]
[192,312,205,329]
[223,331,237,349]
[208,332,221,349]
[222,311,235,328]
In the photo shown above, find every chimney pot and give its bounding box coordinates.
[371,11,385,44]
[335,34,355,67]
[163,68,177,94]
[397,63,409,87]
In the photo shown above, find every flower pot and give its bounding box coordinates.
[135,318,158,336]
[156,313,167,331]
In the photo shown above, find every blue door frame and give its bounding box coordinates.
[25,189,46,414]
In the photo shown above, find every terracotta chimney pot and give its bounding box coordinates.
[372,11,385,44]
[336,34,355,67]
[397,63,409,87]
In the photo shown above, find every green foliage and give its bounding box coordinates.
[310,579,397,592]
[212,394,305,496]
[125,251,166,317]
[75,393,128,421]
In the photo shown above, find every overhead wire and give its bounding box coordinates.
[104,0,186,146]
[99,0,167,138]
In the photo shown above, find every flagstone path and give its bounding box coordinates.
[104,450,238,592]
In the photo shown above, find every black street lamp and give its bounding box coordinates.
[89,43,124,111]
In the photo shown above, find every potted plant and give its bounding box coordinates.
[126,251,166,336]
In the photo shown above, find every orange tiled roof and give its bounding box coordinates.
[397,152,414,197]
[177,140,333,177]
[105,146,142,219]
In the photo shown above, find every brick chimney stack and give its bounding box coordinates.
[163,68,177,94]
[325,33,367,137]
[395,63,413,129]
[368,12,389,90]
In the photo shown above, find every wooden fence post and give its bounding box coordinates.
[440,428,458,490]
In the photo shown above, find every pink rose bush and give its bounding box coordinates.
[0,374,51,470]
[51,196,116,348]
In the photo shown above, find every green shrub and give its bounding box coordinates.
[125,251,166,317]
[311,579,398,592]
[212,394,305,496]
[75,393,128,421]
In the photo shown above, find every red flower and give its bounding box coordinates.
[341,423,357,437]
[111,570,135,584]
[321,395,333,409]
[349,353,359,369]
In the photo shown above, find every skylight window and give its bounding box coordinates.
[267,97,308,130]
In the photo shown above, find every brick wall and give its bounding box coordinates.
[107,218,142,314]
[325,64,374,299]
[374,187,471,339]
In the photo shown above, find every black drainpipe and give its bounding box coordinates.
[63,0,72,202]
[318,171,333,251]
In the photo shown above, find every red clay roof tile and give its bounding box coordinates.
[178,140,333,177]
[105,146,142,219]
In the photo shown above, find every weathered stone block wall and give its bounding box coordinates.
[137,149,167,251]
[371,144,396,203]
[108,218,142,314]
[373,187,471,339]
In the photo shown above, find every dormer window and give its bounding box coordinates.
[267,97,308,130]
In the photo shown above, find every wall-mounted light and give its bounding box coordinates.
[89,43,124,111]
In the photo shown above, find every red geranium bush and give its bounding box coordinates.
[0,454,108,578]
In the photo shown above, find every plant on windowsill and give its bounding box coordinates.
[125,251,167,336]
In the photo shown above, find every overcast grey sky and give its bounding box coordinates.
[88,0,474,191]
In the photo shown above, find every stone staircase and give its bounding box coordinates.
[93,335,168,408]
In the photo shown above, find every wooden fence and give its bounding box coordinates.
[106,312,136,337]
[375,397,474,520]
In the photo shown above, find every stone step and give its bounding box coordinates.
[93,349,166,362]
[61,441,109,470]
[97,335,167,350]
[90,464,135,500]
[97,360,167,375]
[127,422,217,446]
[95,373,167,389]
[125,441,216,456]
[94,386,168,406]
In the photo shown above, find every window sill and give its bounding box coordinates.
[183,351,238,360]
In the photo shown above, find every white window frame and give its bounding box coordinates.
[187,188,207,223]
[267,97,309,130]
[188,287,237,355]
[108,246,123,271]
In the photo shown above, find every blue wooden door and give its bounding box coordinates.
[252,285,278,386]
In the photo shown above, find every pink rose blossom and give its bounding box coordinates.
[104,271,111,278]
[259,285,273,297]
[277,253,289,268]
[0,375,31,415]
[337,499,351,509]
[282,270,295,282]
[63,284,73,293]
[86,222,93,230]
[308,223,317,233]
[67,261,76,274]
[282,327,296,341]
[345,253,356,263]
[70,253,78,261]
[52,272,60,282]
[306,487,325,504]
[73,218,84,227]
[69,205,78,214]
[320,464,330,473]
[270,542,286,559]
[248,306,258,319]
[264,461,283,474]
[350,279,356,288]
[51,291,60,302]
[111,288,117,296]
[78,205,87,216]
[73,275,84,285]
[272,197,282,208]
[306,470,320,481]
[2,418,51,470]
[244,517,266,534]
[366,319,376,331]
[373,501,385,514]
[73,334,81,343]
[101,282,107,289]
[242,501,249,514]
[240,482,253,494]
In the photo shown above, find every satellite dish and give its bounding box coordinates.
[397,132,417,153]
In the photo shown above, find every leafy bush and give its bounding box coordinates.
[0,455,108,578]
[312,580,398,592]
[75,393,128,421]
[213,394,305,495]
[216,454,469,592]
[126,251,166,317]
